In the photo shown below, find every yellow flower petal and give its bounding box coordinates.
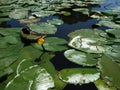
[38,37,44,45]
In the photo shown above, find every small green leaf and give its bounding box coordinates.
[73,8,89,15]
[59,68,100,85]
[47,18,64,25]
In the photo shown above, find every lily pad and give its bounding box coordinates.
[0,42,23,58]
[5,59,54,90]
[0,28,20,36]
[32,37,68,51]
[29,23,57,34]
[106,29,120,39]
[94,79,117,90]
[97,20,120,29]
[105,45,120,62]
[47,18,64,25]
[32,10,56,18]
[68,29,108,53]
[64,49,98,66]
[59,68,100,85]
[3,36,18,45]
[73,8,89,15]
[102,6,120,15]
[9,9,28,19]
[69,36,106,53]
[98,56,120,89]
[68,29,105,39]
[0,0,17,5]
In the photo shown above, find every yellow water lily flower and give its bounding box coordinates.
[37,35,46,45]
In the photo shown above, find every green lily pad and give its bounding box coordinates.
[69,36,106,53]
[32,37,68,51]
[98,56,120,89]
[5,59,54,90]
[68,29,105,39]
[97,20,120,29]
[102,6,120,15]
[59,11,71,16]
[43,37,68,51]
[0,42,23,58]
[105,45,120,62]
[106,29,120,39]
[0,55,19,71]
[0,0,17,5]
[64,49,98,66]
[84,0,106,4]
[47,18,64,25]
[94,79,117,90]
[0,18,10,23]
[68,29,107,53]
[73,8,89,15]
[0,28,20,36]
[59,68,100,85]
[32,10,56,18]
[9,9,28,19]
[29,23,57,34]
[3,36,18,45]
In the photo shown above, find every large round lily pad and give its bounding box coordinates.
[5,59,54,90]
[64,49,98,66]
[29,23,57,34]
[32,37,68,51]
[68,29,107,53]
[59,68,100,85]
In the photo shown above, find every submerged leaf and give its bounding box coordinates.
[59,68,100,85]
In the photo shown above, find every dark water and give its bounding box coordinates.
[0,0,118,90]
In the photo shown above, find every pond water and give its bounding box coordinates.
[0,0,119,90]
